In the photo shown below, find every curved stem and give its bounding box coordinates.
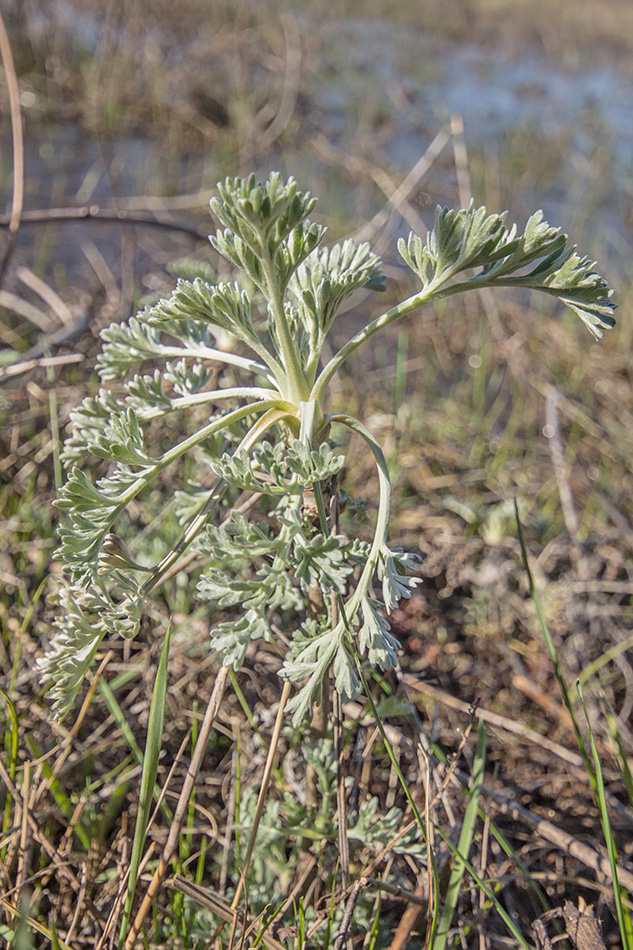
[69,399,294,581]
[157,345,279,385]
[149,399,295,476]
[311,289,434,404]
[141,386,281,420]
[141,406,293,597]
[314,413,392,622]
[0,9,24,287]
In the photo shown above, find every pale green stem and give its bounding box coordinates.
[311,265,547,404]
[259,249,310,405]
[155,345,279,384]
[317,413,392,620]
[145,399,294,477]
[140,386,280,421]
[141,406,293,596]
[78,399,293,577]
[311,288,438,404]
[428,271,596,306]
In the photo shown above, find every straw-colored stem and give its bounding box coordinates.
[230,680,292,909]
[123,665,229,949]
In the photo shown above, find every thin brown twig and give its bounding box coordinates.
[313,127,450,249]
[15,762,30,911]
[167,876,288,950]
[0,758,82,895]
[330,482,351,891]
[32,651,115,780]
[16,266,75,326]
[94,842,157,950]
[219,740,239,897]
[0,8,24,286]
[387,882,427,950]
[0,352,84,382]
[545,388,590,579]
[402,674,585,768]
[100,746,192,950]
[305,816,424,941]
[0,205,206,240]
[332,877,367,950]
[466,771,633,893]
[64,861,89,946]
[257,12,302,151]
[333,686,350,888]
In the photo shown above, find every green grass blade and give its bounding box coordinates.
[367,884,382,950]
[119,625,172,948]
[432,821,531,950]
[355,660,441,940]
[99,676,172,823]
[229,668,260,736]
[433,722,486,950]
[10,576,49,700]
[605,705,633,806]
[577,683,633,949]
[1,688,19,859]
[99,679,144,762]
[514,501,595,784]
[297,896,306,950]
[362,674,528,949]
[430,739,551,914]
[0,909,74,950]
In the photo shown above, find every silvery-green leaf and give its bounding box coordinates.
[357,598,400,670]
[331,641,360,703]
[283,626,342,726]
[37,585,108,718]
[209,609,270,668]
[292,533,354,595]
[60,390,127,466]
[378,547,422,612]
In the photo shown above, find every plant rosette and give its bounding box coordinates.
[39,172,616,725]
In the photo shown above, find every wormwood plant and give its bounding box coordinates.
[39,171,616,727]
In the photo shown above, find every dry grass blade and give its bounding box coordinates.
[0,758,82,895]
[578,684,633,947]
[333,877,366,950]
[16,266,75,327]
[168,875,288,950]
[433,723,486,950]
[333,688,350,889]
[387,883,427,950]
[0,9,24,285]
[0,205,207,239]
[230,679,292,911]
[474,777,633,893]
[402,675,584,768]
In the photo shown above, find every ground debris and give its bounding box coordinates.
[533,900,606,950]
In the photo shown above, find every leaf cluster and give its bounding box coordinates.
[399,202,616,338]
[41,171,616,723]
